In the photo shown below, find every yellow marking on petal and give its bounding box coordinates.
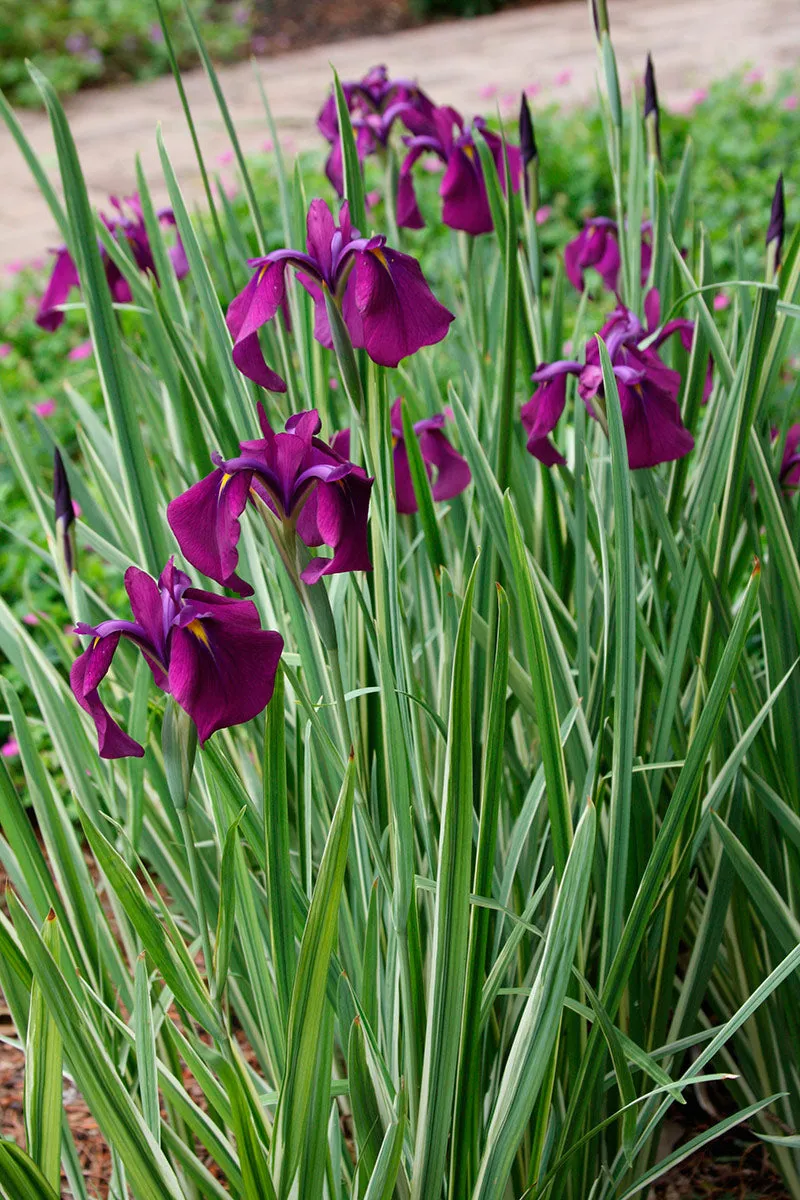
[257,264,269,284]
[391,434,399,448]
[587,224,596,237]
[464,144,475,161]
[219,472,232,493]
[632,384,643,396]
[187,619,211,647]
[371,247,390,270]
[92,637,100,649]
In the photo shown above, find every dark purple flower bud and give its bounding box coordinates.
[521,360,583,465]
[226,199,454,387]
[70,559,283,758]
[389,398,471,513]
[168,406,374,591]
[767,173,785,268]
[53,449,76,574]
[644,54,662,159]
[518,93,537,169]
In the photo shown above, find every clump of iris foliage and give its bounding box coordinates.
[1,0,800,1196]
[0,0,253,108]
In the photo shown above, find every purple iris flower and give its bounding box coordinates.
[564,218,652,294]
[522,294,695,470]
[780,424,800,490]
[36,194,188,332]
[226,198,454,389]
[70,559,283,759]
[334,398,471,514]
[521,359,584,466]
[397,105,522,235]
[168,406,374,591]
[317,65,434,196]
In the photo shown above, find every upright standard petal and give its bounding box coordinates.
[167,595,283,744]
[352,246,454,367]
[70,633,145,759]
[167,468,254,595]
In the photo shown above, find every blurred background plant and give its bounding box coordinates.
[0,0,254,107]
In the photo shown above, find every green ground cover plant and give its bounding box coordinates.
[1,3,800,1198]
[0,0,253,108]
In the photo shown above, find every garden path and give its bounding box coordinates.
[2,0,799,268]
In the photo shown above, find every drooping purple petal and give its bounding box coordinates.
[36,248,80,331]
[564,219,620,293]
[300,468,374,583]
[419,426,472,502]
[614,358,694,469]
[440,141,493,236]
[392,440,417,514]
[351,246,454,367]
[167,596,283,744]
[522,360,583,465]
[226,264,289,391]
[781,423,800,490]
[167,469,255,595]
[70,633,145,759]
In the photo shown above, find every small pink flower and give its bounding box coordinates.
[783,94,799,111]
[365,189,381,212]
[1,739,19,759]
[329,376,339,390]
[500,92,517,113]
[29,256,45,271]
[68,340,93,361]
[0,343,11,359]
[745,67,764,84]
[262,138,274,152]
[421,154,443,173]
[224,182,239,200]
[217,149,234,165]
[713,291,730,311]
[73,500,82,518]
[525,83,542,98]
[22,613,40,626]
[554,69,573,86]
[252,35,268,54]
[33,399,56,418]
[148,23,164,43]
[282,136,296,153]
[478,84,498,100]
[535,205,552,225]
[5,260,25,275]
